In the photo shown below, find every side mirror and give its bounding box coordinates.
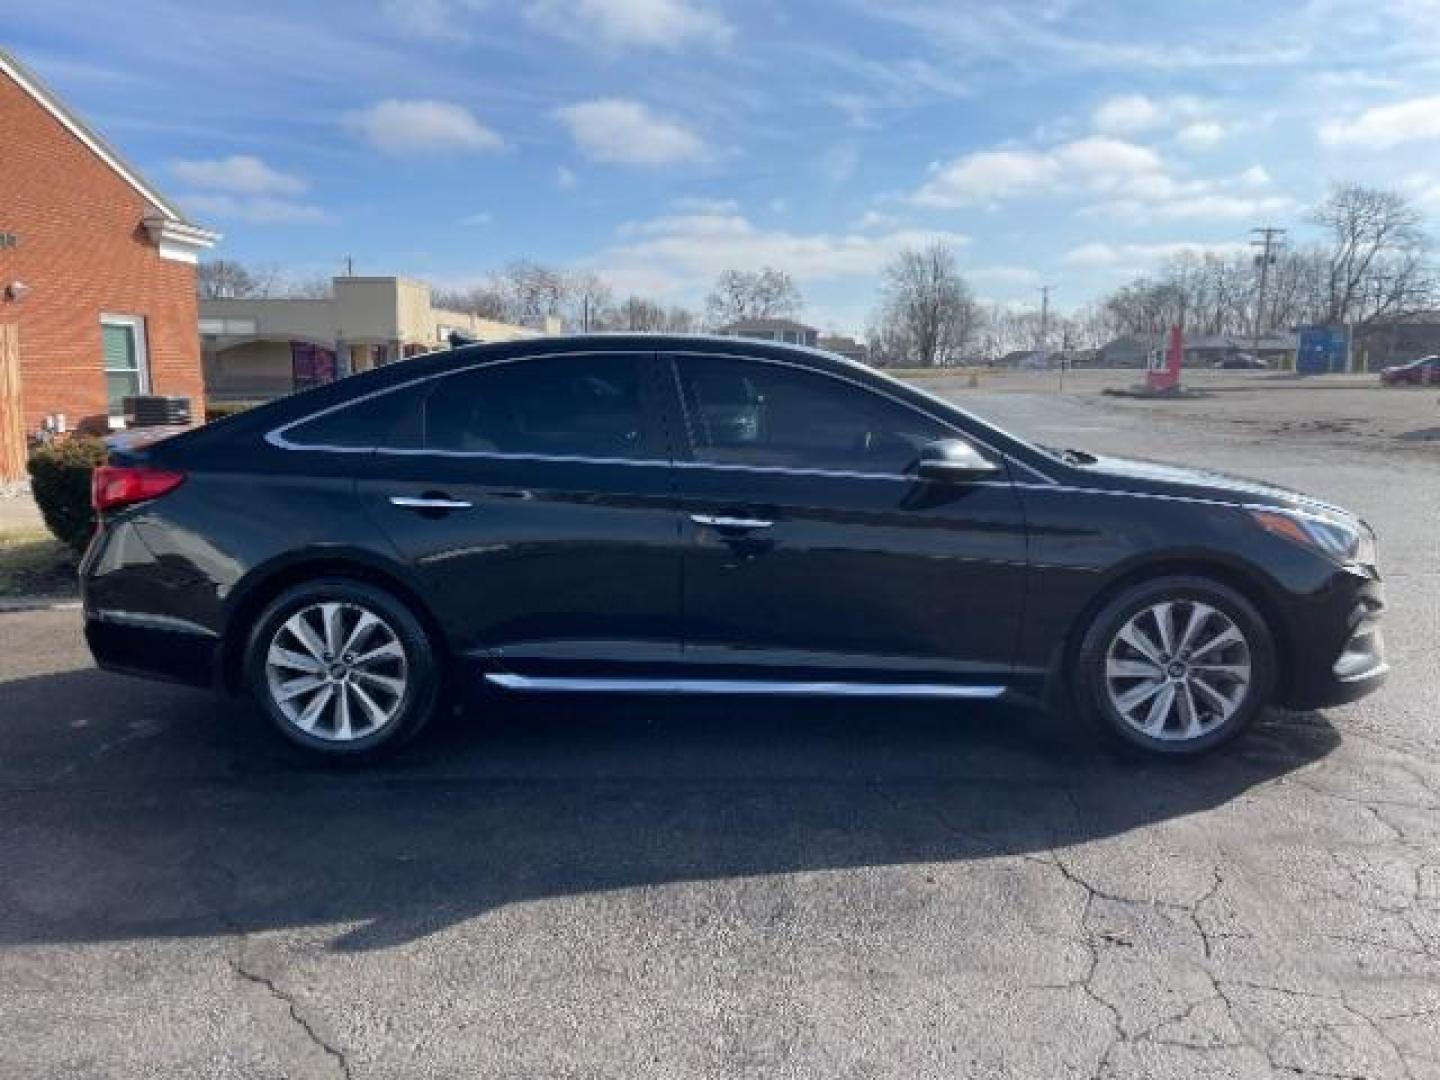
[915,438,1001,483]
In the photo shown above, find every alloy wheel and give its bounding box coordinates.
[1104,600,1252,742]
[264,602,408,742]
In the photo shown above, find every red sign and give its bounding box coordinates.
[1146,326,1183,392]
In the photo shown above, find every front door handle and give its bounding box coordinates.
[691,513,773,530]
[389,495,473,511]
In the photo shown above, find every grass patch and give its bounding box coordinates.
[0,527,79,598]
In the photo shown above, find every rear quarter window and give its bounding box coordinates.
[283,386,423,449]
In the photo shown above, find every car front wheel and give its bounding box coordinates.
[245,578,440,756]
[1074,575,1276,756]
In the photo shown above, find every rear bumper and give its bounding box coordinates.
[84,614,219,688]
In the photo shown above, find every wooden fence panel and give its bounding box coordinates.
[0,324,24,483]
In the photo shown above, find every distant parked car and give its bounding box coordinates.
[1378,355,1440,386]
[1213,353,1268,370]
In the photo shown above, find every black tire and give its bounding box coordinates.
[244,577,441,757]
[1072,574,1276,757]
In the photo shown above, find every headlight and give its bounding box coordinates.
[1249,507,1376,567]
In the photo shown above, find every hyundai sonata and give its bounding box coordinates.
[81,336,1386,757]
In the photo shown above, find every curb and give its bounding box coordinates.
[0,596,81,614]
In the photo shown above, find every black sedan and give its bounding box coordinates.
[81,335,1386,758]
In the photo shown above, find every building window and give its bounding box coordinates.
[101,314,149,419]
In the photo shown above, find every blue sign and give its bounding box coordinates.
[1297,325,1347,375]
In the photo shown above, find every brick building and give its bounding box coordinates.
[0,48,217,479]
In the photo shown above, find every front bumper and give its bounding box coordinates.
[1278,570,1387,710]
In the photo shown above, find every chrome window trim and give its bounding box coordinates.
[265,349,666,459]
[265,345,1058,484]
[267,367,1286,512]
[486,673,1006,698]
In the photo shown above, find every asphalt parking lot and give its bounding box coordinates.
[2,378,1437,1079]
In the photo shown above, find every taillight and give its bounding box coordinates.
[91,466,186,513]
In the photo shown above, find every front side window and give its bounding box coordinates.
[425,353,655,459]
[101,315,149,418]
[675,355,949,474]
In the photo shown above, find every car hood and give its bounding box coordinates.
[1072,454,1356,520]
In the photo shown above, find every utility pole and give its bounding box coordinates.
[1249,226,1284,360]
[1036,285,1053,354]
[1037,284,1060,391]
[342,255,355,277]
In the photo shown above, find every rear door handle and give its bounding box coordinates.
[389,495,473,511]
[691,513,773,530]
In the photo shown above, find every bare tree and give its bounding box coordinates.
[609,295,668,331]
[197,259,280,299]
[563,271,614,332]
[704,267,803,326]
[868,242,979,367]
[1313,183,1432,324]
[280,275,334,299]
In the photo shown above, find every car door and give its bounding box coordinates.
[664,351,1029,686]
[357,349,683,678]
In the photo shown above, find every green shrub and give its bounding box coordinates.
[27,436,108,552]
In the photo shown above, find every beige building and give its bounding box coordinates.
[201,275,549,401]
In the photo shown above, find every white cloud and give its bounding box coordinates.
[1088,193,1297,222]
[593,211,969,298]
[459,210,492,226]
[556,165,578,190]
[170,155,306,195]
[1092,93,1207,134]
[555,99,706,166]
[1176,121,1225,149]
[913,149,1058,205]
[381,0,482,41]
[670,196,740,213]
[1062,240,1251,268]
[1319,95,1440,149]
[1092,94,1164,134]
[1238,165,1271,187]
[1053,137,1164,183]
[349,99,504,156]
[913,137,1161,206]
[179,193,332,225]
[853,210,901,231]
[915,130,1293,223]
[525,0,731,50]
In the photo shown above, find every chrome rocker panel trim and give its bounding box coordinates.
[485,673,1006,698]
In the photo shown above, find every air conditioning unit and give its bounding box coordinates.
[122,395,192,428]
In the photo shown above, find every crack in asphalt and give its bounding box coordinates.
[229,953,353,1080]
[185,842,353,1080]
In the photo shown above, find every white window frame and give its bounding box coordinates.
[101,313,150,425]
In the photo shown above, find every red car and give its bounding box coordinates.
[1379,355,1440,385]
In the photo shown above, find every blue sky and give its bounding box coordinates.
[8,0,1440,332]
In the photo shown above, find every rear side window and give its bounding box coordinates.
[284,387,422,449]
[674,355,948,474]
[424,353,656,459]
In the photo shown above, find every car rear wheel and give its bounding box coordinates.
[1074,575,1275,756]
[245,578,440,756]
